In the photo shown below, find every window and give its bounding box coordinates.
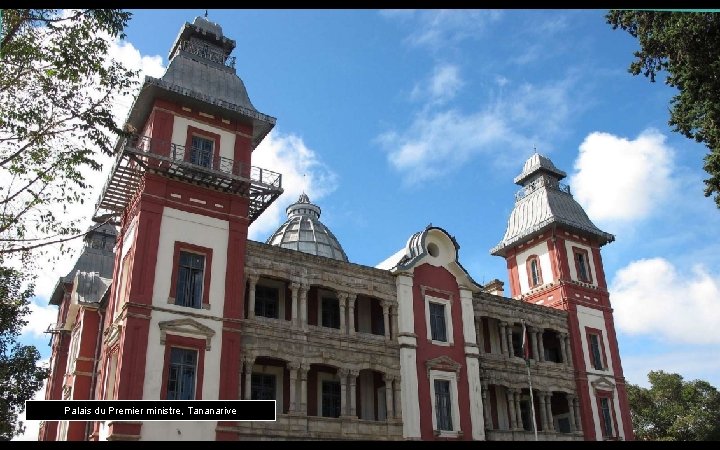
[429,370,460,436]
[251,373,276,400]
[526,255,543,288]
[321,380,341,418]
[429,303,447,342]
[256,285,279,319]
[573,247,593,283]
[175,251,205,308]
[321,297,340,329]
[519,399,533,431]
[166,348,197,400]
[434,380,453,431]
[190,135,213,168]
[425,295,454,345]
[586,328,607,371]
[555,415,572,433]
[170,242,213,310]
[597,395,616,439]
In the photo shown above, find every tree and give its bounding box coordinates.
[0,264,48,440]
[606,11,720,208]
[0,9,137,256]
[627,370,720,441]
[0,9,137,440]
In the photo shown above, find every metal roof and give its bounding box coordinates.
[266,194,349,262]
[491,153,614,257]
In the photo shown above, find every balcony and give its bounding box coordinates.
[93,135,283,224]
[221,414,403,440]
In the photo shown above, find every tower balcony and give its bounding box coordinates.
[93,134,283,224]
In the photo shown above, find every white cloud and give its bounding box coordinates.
[380,9,502,51]
[570,129,674,223]
[248,131,337,241]
[411,64,463,104]
[380,78,574,185]
[611,257,720,345]
[11,360,48,441]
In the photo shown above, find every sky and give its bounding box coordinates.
[13,9,720,439]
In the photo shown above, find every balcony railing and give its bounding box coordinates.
[515,176,571,201]
[93,134,283,224]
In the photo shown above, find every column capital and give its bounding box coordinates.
[347,293,357,302]
[500,321,509,328]
[382,373,395,384]
[299,284,309,294]
[287,361,300,371]
[566,392,576,401]
[380,299,392,310]
[338,368,350,378]
[290,281,300,290]
[247,274,259,284]
[337,291,348,301]
[349,369,360,378]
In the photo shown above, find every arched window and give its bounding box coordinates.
[526,255,543,288]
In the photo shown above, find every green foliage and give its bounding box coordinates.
[0,264,48,441]
[0,9,137,256]
[627,370,720,441]
[606,11,720,209]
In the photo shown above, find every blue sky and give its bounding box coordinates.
[17,10,720,422]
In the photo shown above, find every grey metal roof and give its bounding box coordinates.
[266,194,349,262]
[49,225,118,305]
[491,153,614,257]
[72,272,112,305]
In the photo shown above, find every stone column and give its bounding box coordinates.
[545,392,554,432]
[338,293,348,334]
[499,322,507,356]
[299,285,309,330]
[382,300,391,341]
[564,334,574,367]
[393,377,402,419]
[573,396,582,432]
[538,392,549,431]
[566,394,577,433]
[347,294,356,336]
[339,368,349,416]
[481,382,492,430]
[537,329,546,362]
[290,282,299,326]
[506,388,517,430]
[557,332,567,364]
[299,364,309,414]
[506,326,515,358]
[288,362,299,413]
[383,374,394,421]
[247,275,258,319]
[243,356,254,400]
[514,390,523,431]
[390,306,399,341]
[349,370,359,417]
[530,327,540,361]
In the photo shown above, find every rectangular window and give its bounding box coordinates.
[166,347,197,400]
[175,251,205,308]
[190,135,213,168]
[589,333,605,370]
[251,373,276,400]
[519,399,533,431]
[255,285,279,319]
[434,379,453,431]
[321,380,341,418]
[599,397,614,438]
[573,247,593,283]
[429,302,447,342]
[321,297,340,329]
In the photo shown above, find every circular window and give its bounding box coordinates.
[427,242,439,257]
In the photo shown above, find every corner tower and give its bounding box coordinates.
[491,153,633,441]
[90,16,283,441]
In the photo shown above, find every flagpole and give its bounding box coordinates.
[522,319,539,441]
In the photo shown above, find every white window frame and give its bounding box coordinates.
[429,369,461,437]
[425,295,454,346]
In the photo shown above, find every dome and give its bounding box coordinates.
[266,193,348,262]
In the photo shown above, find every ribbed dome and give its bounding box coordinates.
[266,194,348,262]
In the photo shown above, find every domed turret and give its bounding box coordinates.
[266,193,348,261]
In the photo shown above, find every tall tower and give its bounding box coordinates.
[89,16,282,441]
[491,153,634,441]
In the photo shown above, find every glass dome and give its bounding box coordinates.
[266,193,348,262]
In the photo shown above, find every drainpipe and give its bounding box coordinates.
[85,307,104,441]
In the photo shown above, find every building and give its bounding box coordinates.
[39,16,634,441]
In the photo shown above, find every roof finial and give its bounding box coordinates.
[204,9,209,18]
